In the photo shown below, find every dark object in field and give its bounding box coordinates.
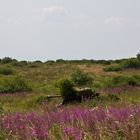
[62,87,99,105]
[47,95,61,99]
[36,95,61,105]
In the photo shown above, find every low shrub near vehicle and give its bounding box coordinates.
[71,69,93,87]
[59,79,76,102]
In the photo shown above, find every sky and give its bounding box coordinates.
[0,0,140,61]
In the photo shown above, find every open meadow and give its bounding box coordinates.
[0,56,140,140]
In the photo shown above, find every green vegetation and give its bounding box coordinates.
[137,53,140,60]
[0,57,14,64]
[103,53,140,72]
[71,69,93,87]
[123,58,140,69]
[59,79,76,102]
[0,54,139,111]
[0,66,14,75]
[112,75,140,87]
[0,76,32,93]
[0,55,140,139]
[103,65,123,72]
[35,95,49,105]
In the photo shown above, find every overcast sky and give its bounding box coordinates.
[0,0,140,61]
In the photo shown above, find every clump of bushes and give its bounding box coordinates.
[92,75,140,89]
[0,76,32,93]
[71,69,93,87]
[90,93,120,107]
[112,75,140,87]
[137,53,140,60]
[94,60,112,65]
[1,57,13,64]
[59,79,76,102]
[0,67,14,75]
[122,58,140,69]
[103,65,123,72]
[59,70,94,104]
[104,54,140,72]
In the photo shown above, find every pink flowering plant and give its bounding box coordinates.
[2,105,140,140]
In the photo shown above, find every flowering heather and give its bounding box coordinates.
[2,106,140,140]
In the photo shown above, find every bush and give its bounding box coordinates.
[33,60,43,64]
[0,67,14,75]
[0,76,32,93]
[133,75,140,81]
[45,60,55,65]
[59,79,76,101]
[137,53,140,60]
[28,63,39,68]
[71,69,93,87]
[56,59,65,63]
[103,65,123,72]
[112,75,140,87]
[95,60,112,65]
[122,58,140,69]
[1,57,13,64]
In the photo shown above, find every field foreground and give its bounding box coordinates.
[1,105,140,140]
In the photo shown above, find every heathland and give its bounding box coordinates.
[0,55,140,140]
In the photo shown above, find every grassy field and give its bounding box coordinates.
[0,57,140,139]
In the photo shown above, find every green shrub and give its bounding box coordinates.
[71,69,93,87]
[33,60,43,64]
[122,58,140,69]
[92,81,104,89]
[90,94,120,107]
[94,76,113,88]
[0,67,14,75]
[133,75,140,81]
[1,57,13,64]
[94,60,112,65]
[10,61,28,67]
[56,59,65,63]
[112,75,140,87]
[45,60,55,65]
[59,79,76,101]
[0,76,32,93]
[103,65,123,72]
[112,76,127,86]
[28,63,39,68]
[137,53,140,60]
[20,61,28,65]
